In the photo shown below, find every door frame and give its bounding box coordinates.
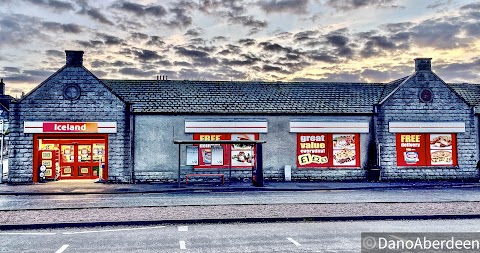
[33,134,109,182]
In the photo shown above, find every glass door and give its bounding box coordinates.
[60,144,75,178]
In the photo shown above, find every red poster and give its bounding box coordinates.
[396,134,427,166]
[193,133,257,169]
[297,134,329,168]
[297,133,359,168]
[428,134,456,166]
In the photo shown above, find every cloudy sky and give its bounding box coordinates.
[1,0,480,97]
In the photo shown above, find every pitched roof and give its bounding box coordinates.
[102,79,480,114]
[448,83,480,109]
[103,80,385,114]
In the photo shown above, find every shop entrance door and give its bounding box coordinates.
[34,135,107,182]
[59,141,105,179]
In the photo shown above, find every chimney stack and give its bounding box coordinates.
[415,58,432,71]
[65,50,84,67]
[0,79,4,95]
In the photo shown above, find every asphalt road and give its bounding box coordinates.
[1,219,480,253]
[1,187,480,210]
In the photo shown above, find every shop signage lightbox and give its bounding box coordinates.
[24,122,117,133]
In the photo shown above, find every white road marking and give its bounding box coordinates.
[178,226,188,232]
[287,237,302,247]
[62,226,165,235]
[55,244,69,253]
[179,240,186,250]
[0,232,57,235]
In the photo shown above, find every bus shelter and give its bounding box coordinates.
[173,140,266,187]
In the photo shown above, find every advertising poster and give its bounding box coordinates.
[231,134,255,167]
[186,146,199,165]
[211,146,224,165]
[297,134,329,167]
[193,133,258,168]
[429,134,454,165]
[332,134,357,166]
[396,134,426,166]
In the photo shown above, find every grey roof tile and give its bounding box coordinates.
[101,79,480,114]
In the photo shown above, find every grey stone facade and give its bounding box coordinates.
[377,59,478,180]
[7,52,480,183]
[8,54,130,183]
[133,115,371,182]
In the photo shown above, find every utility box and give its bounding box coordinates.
[284,165,291,181]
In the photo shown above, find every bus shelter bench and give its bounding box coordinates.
[186,173,224,186]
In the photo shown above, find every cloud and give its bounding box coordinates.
[146,36,166,47]
[198,0,246,15]
[409,19,462,49]
[258,41,292,54]
[325,30,354,58]
[426,0,453,9]
[226,13,267,34]
[134,49,162,62]
[76,40,104,48]
[185,28,203,37]
[258,0,309,14]
[0,14,44,47]
[262,64,289,74]
[96,33,124,45]
[119,67,156,77]
[77,1,114,25]
[112,1,167,17]
[24,0,74,12]
[222,53,260,66]
[174,61,192,67]
[326,0,402,11]
[3,67,21,73]
[130,32,149,41]
[165,5,193,28]
[307,53,338,63]
[174,46,219,66]
[42,22,82,33]
[46,50,64,58]
[294,30,319,42]
[238,38,256,46]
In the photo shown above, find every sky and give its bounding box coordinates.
[1,0,480,98]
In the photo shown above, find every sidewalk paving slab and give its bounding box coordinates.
[0,180,479,195]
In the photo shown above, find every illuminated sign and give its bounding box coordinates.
[24,122,117,133]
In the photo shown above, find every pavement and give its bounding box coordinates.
[2,179,480,230]
[1,179,480,195]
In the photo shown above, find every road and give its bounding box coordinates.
[1,219,480,252]
[1,187,480,210]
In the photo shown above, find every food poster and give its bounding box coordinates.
[193,133,257,168]
[194,134,229,168]
[396,134,427,166]
[297,134,329,167]
[429,134,455,165]
[231,134,255,167]
[332,134,357,166]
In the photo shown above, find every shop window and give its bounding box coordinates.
[396,134,457,166]
[193,133,258,169]
[297,133,360,168]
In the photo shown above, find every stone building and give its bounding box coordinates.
[6,51,480,184]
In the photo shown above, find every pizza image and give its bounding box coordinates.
[333,149,356,164]
[430,135,452,148]
[431,150,453,164]
[333,135,355,149]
